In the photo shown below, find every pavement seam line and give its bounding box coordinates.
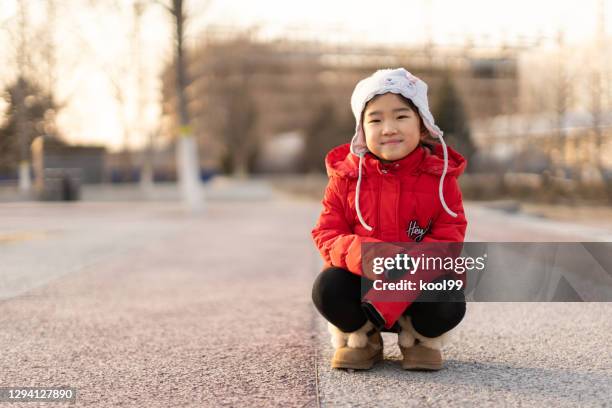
[314,337,321,408]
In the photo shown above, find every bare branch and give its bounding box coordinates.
[148,0,173,15]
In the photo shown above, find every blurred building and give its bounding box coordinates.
[472,31,612,177]
[30,135,105,200]
[104,147,178,183]
[473,112,612,178]
[161,27,522,173]
[31,135,106,184]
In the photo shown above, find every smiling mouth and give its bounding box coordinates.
[382,139,403,145]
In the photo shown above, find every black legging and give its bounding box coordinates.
[312,267,466,337]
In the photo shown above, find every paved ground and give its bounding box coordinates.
[1,182,612,407]
[315,303,612,408]
[0,196,320,407]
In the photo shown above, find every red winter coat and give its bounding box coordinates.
[311,143,467,328]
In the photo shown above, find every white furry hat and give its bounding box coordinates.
[349,68,443,156]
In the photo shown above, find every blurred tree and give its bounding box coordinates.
[552,31,572,177]
[163,30,340,176]
[219,83,259,176]
[2,0,72,189]
[433,73,477,170]
[302,101,354,173]
[588,1,608,174]
[0,77,57,177]
[188,35,277,176]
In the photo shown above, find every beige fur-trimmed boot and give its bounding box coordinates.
[328,321,383,370]
[397,316,451,371]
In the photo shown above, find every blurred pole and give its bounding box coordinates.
[134,1,154,190]
[172,0,204,211]
[16,0,30,193]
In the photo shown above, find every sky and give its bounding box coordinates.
[0,0,607,151]
[200,0,604,46]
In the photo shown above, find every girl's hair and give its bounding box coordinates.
[362,93,439,150]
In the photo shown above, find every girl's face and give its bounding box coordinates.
[362,93,425,162]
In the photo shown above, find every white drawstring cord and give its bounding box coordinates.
[355,152,373,231]
[355,139,456,231]
[438,136,458,218]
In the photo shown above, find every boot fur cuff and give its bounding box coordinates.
[397,315,453,350]
[328,323,348,349]
[397,316,416,348]
[328,321,375,349]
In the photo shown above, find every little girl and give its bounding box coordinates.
[311,68,467,370]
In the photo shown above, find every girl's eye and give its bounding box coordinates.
[398,115,409,119]
[369,119,381,124]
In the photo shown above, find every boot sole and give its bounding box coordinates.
[331,349,383,370]
[401,360,442,371]
[399,345,443,371]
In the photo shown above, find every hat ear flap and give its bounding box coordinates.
[350,123,368,156]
